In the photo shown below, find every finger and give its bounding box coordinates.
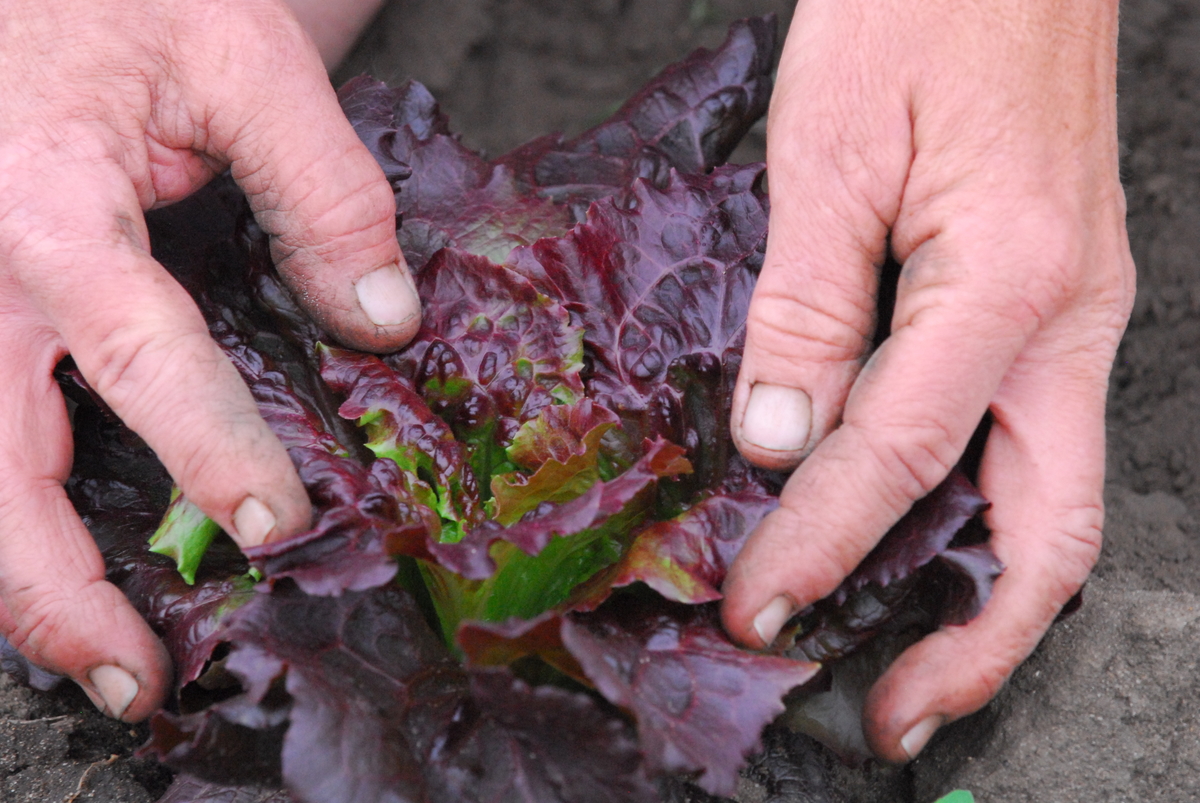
[861,318,1119,761]
[730,8,914,471]
[174,6,420,352]
[722,233,1040,648]
[8,165,311,548]
[0,336,170,721]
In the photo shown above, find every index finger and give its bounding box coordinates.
[174,5,421,353]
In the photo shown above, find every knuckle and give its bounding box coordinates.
[172,410,269,495]
[959,654,1014,706]
[985,209,1131,326]
[1045,503,1104,589]
[910,199,1131,340]
[6,585,77,661]
[746,280,873,365]
[860,422,959,504]
[84,323,212,414]
[86,326,166,405]
[271,168,397,263]
[770,98,902,225]
[804,533,866,594]
[972,225,1081,322]
[742,503,859,602]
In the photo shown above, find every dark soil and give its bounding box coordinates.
[6,1,1200,801]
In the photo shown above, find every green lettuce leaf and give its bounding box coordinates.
[490,400,620,525]
[149,488,223,586]
[423,439,691,641]
[319,345,483,542]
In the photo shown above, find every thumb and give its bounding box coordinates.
[180,5,420,353]
[731,13,913,470]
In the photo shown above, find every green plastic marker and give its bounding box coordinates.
[934,791,975,803]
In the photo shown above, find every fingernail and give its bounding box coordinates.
[87,665,139,720]
[752,595,795,646]
[741,384,812,453]
[355,262,420,327]
[234,496,276,546]
[900,715,943,760]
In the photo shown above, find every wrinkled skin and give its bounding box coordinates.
[721,0,1134,762]
[0,0,417,721]
[0,0,1134,773]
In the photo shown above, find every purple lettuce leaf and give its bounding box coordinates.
[659,350,784,498]
[570,491,778,611]
[385,247,587,490]
[143,638,290,787]
[120,565,257,691]
[320,345,483,540]
[786,581,921,665]
[335,76,421,192]
[208,318,350,458]
[490,401,620,527]
[497,17,776,214]
[242,451,435,595]
[504,164,770,493]
[936,544,1005,626]
[336,16,774,271]
[456,613,585,682]
[443,669,656,803]
[834,469,992,603]
[336,78,570,271]
[507,165,766,398]
[560,597,819,797]
[505,398,621,470]
[148,581,655,803]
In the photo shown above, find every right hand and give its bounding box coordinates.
[720,0,1134,761]
[0,0,418,721]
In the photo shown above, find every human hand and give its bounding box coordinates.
[721,0,1134,761]
[0,0,416,720]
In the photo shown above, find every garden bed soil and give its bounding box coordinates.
[5,1,1200,801]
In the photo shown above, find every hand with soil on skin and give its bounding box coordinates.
[0,0,416,721]
[721,0,1136,762]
